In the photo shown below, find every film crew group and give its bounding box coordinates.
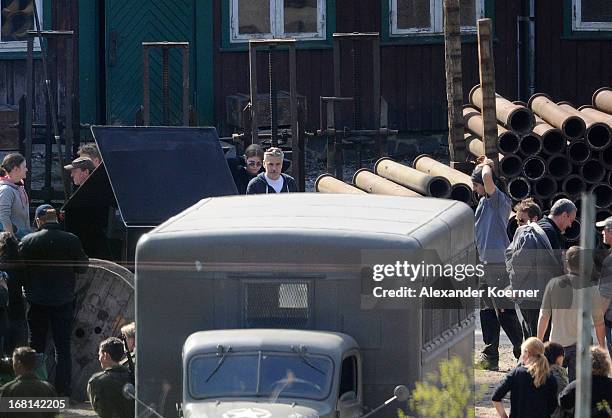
[481,168,612,417]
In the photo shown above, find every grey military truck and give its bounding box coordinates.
[135,194,477,417]
[181,329,368,418]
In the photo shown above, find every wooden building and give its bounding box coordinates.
[0,0,610,141]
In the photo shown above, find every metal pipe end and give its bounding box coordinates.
[499,154,523,178]
[468,84,482,108]
[522,156,546,181]
[519,133,543,155]
[507,177,532,201]
[540,129,566,155]
[533,176,558,199]
[374,157,394,174]
[561,116,586,139]
[527,92,553,109]
[314,173,334,191]
[567,140,591,164]
[585,123,612,150]
[498,131,521,154]
[412,154,433,169]
[593,87,612,108]
[450,183,473,204]
[428,176,452,199]
[352,168,374,185]
[546,153,573,179]
[508,108,536,135]
[590,183,612,208]
[561,174,587,197]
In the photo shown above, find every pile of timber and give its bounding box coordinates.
[315,86,612,245]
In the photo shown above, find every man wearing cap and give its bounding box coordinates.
[64,156,95,187]
[246,147,297,194]
[597,216,612,357]
[18,204,88,397]
[472,157,523,370]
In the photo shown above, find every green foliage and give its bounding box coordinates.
[596,399,612,417]
[398,356,475,418]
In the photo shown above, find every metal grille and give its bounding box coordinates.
[244,282,310,328]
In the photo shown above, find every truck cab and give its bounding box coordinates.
[180,329,362,418]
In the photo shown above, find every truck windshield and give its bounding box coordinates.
[189,352,333,401]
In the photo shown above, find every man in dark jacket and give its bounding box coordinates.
[19,204,88,397]
[506,198,576,338]
[88,337,135,418]
[246,147,297,194]
[0,347,58,418]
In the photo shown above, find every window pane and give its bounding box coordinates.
[1,0,34,41]
[396,0,431,30]
[460,0,477,27]
[284,0,318,33]
[581,0,612,23]
[238,0,270,34]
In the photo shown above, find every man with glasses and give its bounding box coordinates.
[596,216,612,357]
[472,157,523,370]
[515,198,542,227]
[229,144,265,194]
[246,147,297,194]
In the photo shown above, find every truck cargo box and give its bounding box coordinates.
[135,194,477,417]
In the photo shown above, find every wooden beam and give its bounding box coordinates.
[443,0,467,165]
[477,19,499,171]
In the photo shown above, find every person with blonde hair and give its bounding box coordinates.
[559,346,612,417]
[492,337,558,418]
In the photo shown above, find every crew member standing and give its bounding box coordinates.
[19,205,88,397]
[473,157,523,369]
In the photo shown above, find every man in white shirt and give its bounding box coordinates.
[246,147,297,194]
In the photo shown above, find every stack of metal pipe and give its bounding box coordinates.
[315,86,612,243]
[466,85,612,243]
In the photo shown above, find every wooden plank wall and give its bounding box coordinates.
[212,0,534,134]
[535,1,612,106]
[0,0,77,125]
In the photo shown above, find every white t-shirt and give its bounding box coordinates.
[264,174,284,193]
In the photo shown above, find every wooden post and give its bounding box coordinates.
[477,19,499,171]
[249,41,259,144]
[576,192,595,418]
[443,0,467,167]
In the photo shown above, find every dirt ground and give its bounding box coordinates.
[474,314,514,418]
[63,403,96,417]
